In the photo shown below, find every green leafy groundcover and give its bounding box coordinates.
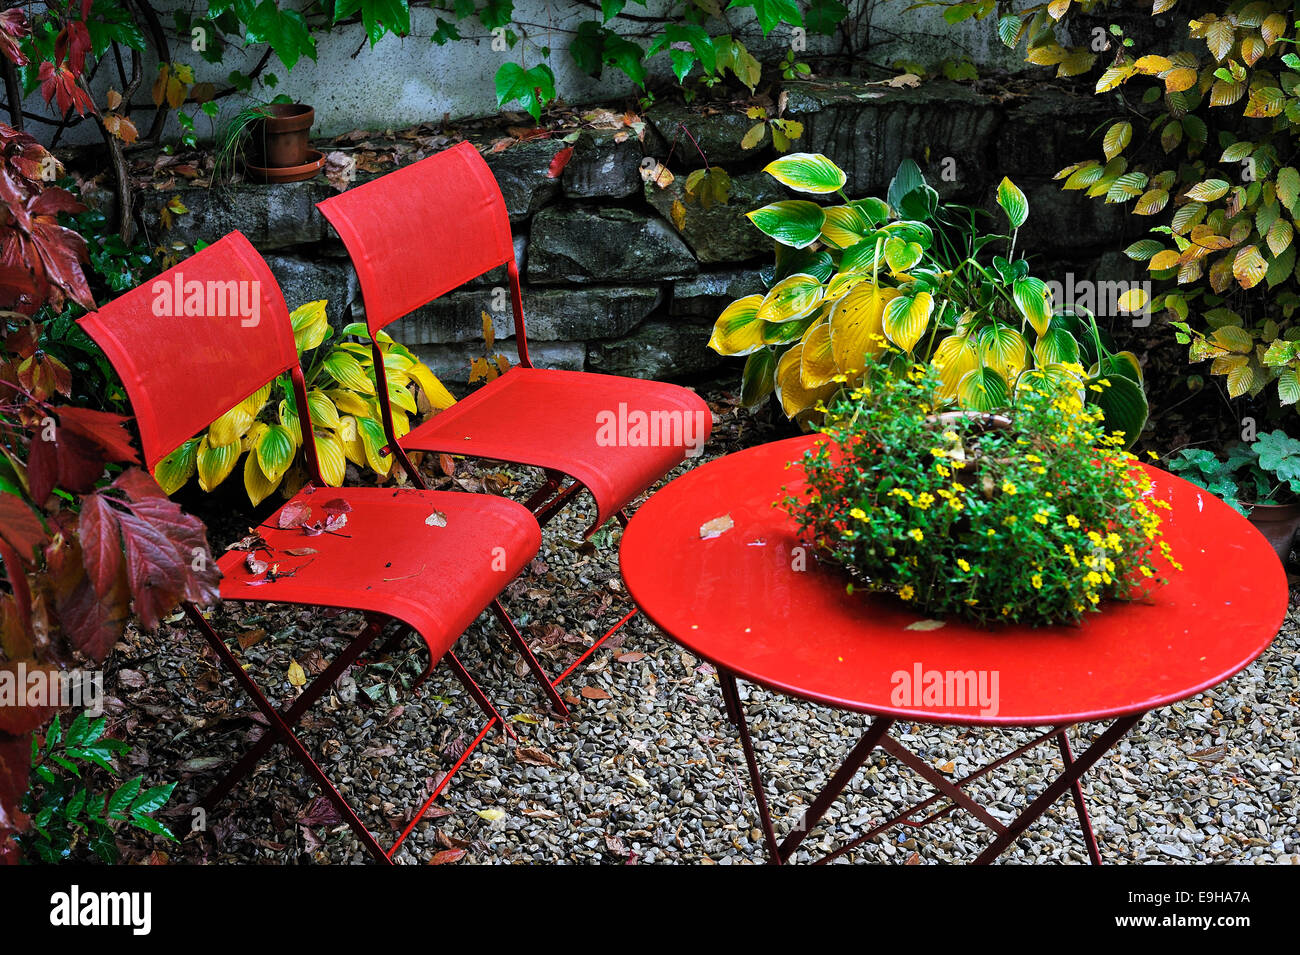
[785,361,1176,628]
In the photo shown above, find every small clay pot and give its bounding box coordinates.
[1245,500,1300,565]
[251,103,314,168]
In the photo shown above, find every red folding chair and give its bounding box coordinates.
[317,141,712,715]
[78,232,542,863]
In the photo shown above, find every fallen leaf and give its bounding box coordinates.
[425,510,447,527]
[236,628,267,650]
[287,660,306,687]
[428,848,466,864]
[475,808,506,822]
[547,146,573,178]
[283,547,318,556]
[581,686,611,700]
[905,619,946,631]
[245,554,267,576]
[278,502,311,529]
[699,514,734,540]
[616,652,645,663]
[515,746,557,767]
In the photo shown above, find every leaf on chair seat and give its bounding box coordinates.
[425,510,447,527]
[278,502,312,529]
[699,514,734,539]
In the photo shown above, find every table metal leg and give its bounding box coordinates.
[973,714,1141,864]
[1056,727,1102,865]
[718,670,783,863]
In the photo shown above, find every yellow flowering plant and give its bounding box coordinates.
[785,360,1174,627]
[150,300,455,505]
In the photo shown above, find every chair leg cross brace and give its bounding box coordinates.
[185,604,501,864]
[717,669,1142,865]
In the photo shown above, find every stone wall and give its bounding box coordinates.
[138,77,1138,395]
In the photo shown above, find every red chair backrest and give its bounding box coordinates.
[77,232,298,470]
[317,141,516,336]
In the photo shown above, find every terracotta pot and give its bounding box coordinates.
[1245,500,1300,565]
[251,103,314,168]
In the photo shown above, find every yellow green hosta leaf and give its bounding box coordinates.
[825,272,867,299]
[323,349,374,393]
[241,421,268,455]
[337,415,365,466]
[242,449,282,507]
[279,399,302,446]
[956,367,1011,412]
[830,283,898,374]
[306,390,341,430]
[256,424,297,484]
[1016,365,1086,405]
[746,200,826,249]
[153,438,199,495]
[196,434,241,492]
[839,236,886,274]
[327,388,373,418]
[709,294,766,356]
[313,430,347,487]
[1032,326,1081,367]
[238,383,272,417]
[1087,374,1148,447]
[290,300,330,353]
[387,380,418,415]
[740,348,777,407]
[356,415,392,476]
[762,315,817,345]
[407,362,456,410]
[996,176,1028,229]
[883,236,923,273]
[819,206,872,250]
[1011,276,1052,336]
[774,343,836,418]
[882,291,933,353]
[978,325,1029,380]
[799,321,837,388]
[208,404,254,447]
[757,273,825,324]
[762,153,847,194]
[930,333,979,400]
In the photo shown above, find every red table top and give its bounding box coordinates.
[620,435,1289,727]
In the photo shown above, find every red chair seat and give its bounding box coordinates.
[402,367,712,534]
[218,483,540,663]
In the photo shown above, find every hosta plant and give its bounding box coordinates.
[943,1,1300,414]
[153,300,454,505]
[709,153,1150,445]
[786,360,1173,628]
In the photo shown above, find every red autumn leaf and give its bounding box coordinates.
[45,532,127,664]
[428,848,466,865]
[52,405,138,464]
[0,732,32,859]
[54,21,91,76]
[0,10,30,67]
[278,501,312,529]
[118,486,220,606]
[547,146,573,179]
[111,467,166,503]
[26,420,105,505]
[37,61,94,118]
[0,493,47,563]
[580,686,610,700]
[320,498,351,516]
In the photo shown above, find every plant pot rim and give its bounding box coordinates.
[258,103,314,131]
[243,147,326,184]
[1244,499,1300,518]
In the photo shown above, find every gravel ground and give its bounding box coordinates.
[101,389,1300,865]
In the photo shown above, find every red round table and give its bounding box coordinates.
[620,435,1288,864]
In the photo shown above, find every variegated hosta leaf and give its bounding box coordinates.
[356,416,393,476]
[208,404,254,447]
[825,272,867,299]
[313,430,347,487]
[279,399,302,446]
[883,236,923,272]
[243,449,282,507]
[290,300,330,353]
[819,206,872,250]
[740,348,778,407]
[387,380,418,414]
[153,438,199,496]
[839,236,886,274]
[829,283,899,374]
[406,362,456,410]
[882,291,934,353]
[337,415,366,466]
[746,200,826,249]
[709,294,767,356]
[762,315,817,345]
[930,333,979,400]
[241,421,268,455]
[196,435,241,492]
[775,343,836,419]
[956,367,1011,412]
[238,383,272,417]
[850,197,891,227]
[762,153,848,194]
[757,273,825,324]
[323,349,374,393]
[257,424,297,484]
[327,388,372,418]
[799,321,837,388]
[1011,276,1052,336]
[1033,326,1081,367]
[977,325,1029,381]
[306,390,341,430]
[1016,365,1086,405]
